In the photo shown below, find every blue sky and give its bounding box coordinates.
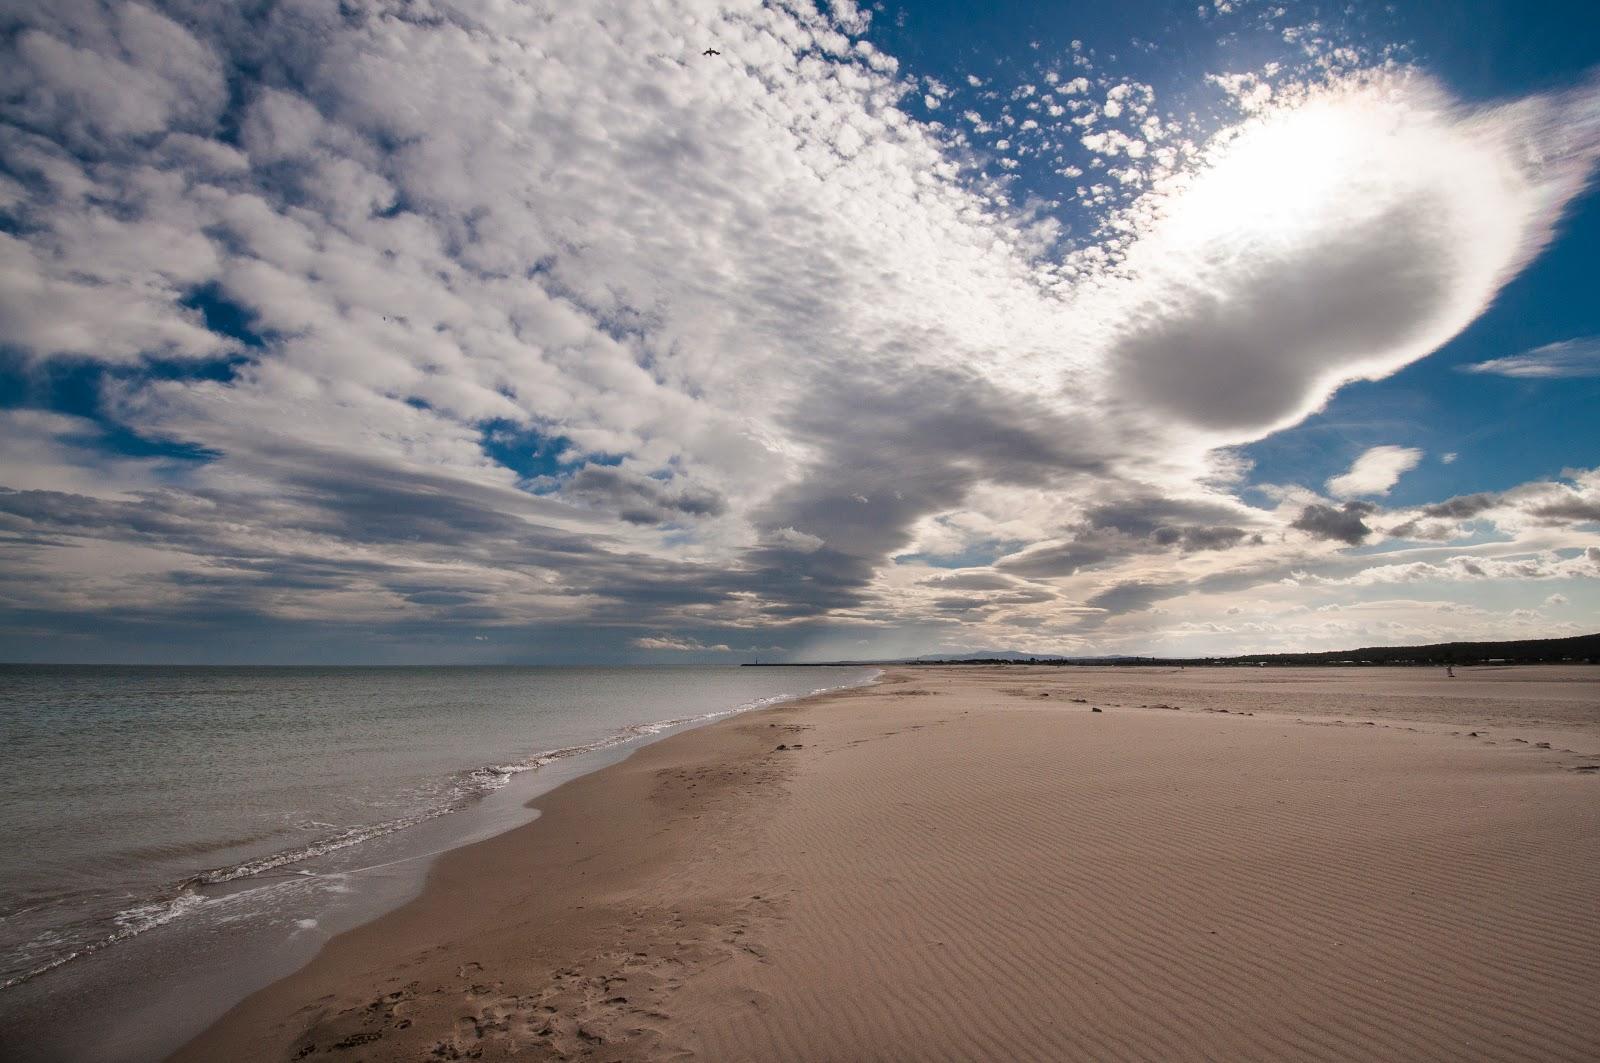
[0,0,1596,662]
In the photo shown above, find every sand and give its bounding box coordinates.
[173,666,1600,1061]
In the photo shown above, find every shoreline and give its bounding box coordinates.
[171,664,1600,1060]
[0,668,878,1063]
[170,668,877,1062]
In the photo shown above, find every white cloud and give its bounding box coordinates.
[632,636,731,652]
[1461,338,1600,379]
[1326,445,1424,499]
[768,527,826,553]
[1091,70,1600,438]
[1301,548,1600,587]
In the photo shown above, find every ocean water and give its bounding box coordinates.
[0,664,875,1061]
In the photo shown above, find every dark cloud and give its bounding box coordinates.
[561,465,727,525]
[999,495,1257,577]
[1384,519,1455,542]
[739,365,1110,614]
[1420,492,1501,520]
[1291,501,1377,545]
[0,473,758,635]
[1082,497,1246,537]
[1083,581,1183,617]
[1530,499,1600,524]
[1111,205,1454,432]
[1153,524,1250,550]
[931,595,990,613]
[999,540,1119,578]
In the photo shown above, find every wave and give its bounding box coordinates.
[0,670,879,992]
[0,892,208,991]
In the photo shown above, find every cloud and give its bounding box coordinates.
[1300,547,1600,587]
[919,571,1020,591]
[999,494,1258,577]
[1326,445,1424,498]
[1086,580,1182,615]
[1291,501,1377,545]
[0,2,1596,661]
[560,466,727,526]
[1461,338,1600,378]
[1531,499,1600,524]
[1098,71,1600,436]
[1420,492,1501,520]
[631,635,731,652]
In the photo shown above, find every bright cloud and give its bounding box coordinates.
[1297,548,1600,587]
[1087,71,1600,438]
[632,636,732,652]
[1327,445,1425,499]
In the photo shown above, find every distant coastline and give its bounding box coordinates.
[743,631,1600,668]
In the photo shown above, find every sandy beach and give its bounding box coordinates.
[173,666,1600,1061]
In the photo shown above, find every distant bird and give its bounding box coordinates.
[702,48,720,56]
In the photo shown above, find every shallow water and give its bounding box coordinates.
[0,664,874,1061]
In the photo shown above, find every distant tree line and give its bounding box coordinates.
[912,632,1600,668]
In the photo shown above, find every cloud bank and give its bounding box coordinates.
[0,0,1597,661]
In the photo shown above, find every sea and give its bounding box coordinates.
[0,664,876,1062]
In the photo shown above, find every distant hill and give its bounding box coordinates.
[910,652,1139,665]
[1154,632,1600,667]
[910,650,1071,662]
[748,633,1600,667]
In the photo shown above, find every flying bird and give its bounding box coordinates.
[702,48,720,56]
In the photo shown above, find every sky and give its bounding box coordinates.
[0,0,1597,664]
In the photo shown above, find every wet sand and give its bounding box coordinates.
[174,666,1600,1061]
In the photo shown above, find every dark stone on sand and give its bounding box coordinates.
[776,744,787,750]
[1091,707,1102,713]
[332,1031,383,1049]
